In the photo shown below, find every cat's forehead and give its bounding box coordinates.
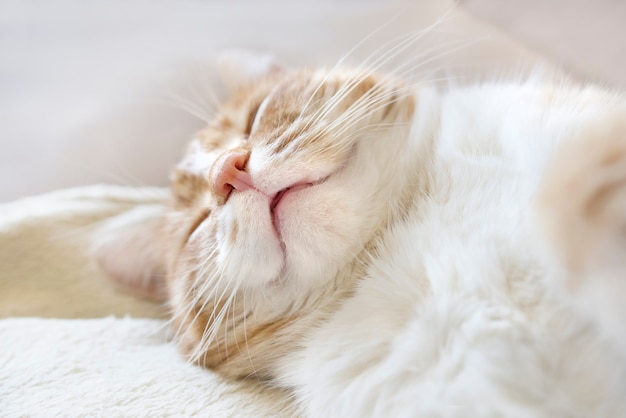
[174,68,384,181]
[254,69,378,116]
[229,69,357,122]
[202,68,378,148]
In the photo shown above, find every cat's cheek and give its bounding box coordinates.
[280,188,363,286]
[215,194,285,287]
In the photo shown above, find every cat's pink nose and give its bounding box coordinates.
[209,148,254,201]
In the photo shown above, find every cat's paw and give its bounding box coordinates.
[535,112,626,349]
[92,204,168,302]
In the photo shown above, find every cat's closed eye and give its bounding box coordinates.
[244,101,262,137]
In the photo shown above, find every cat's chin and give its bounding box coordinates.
[212,191,285,288]
[221,180,338,292]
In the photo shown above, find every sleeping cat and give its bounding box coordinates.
[96,51,626,416]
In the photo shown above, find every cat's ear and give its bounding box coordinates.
[93,204,168,302]
[217,50,284,91]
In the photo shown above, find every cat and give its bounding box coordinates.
[96,50,626,417]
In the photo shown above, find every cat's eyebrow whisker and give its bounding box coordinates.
[299,30,434,134]
[303,64,386,132]
[298,5,454,129]
[302,36,466,138]
[297,23,389,121]
[328,30,478,120]
[340,88,413,129]
[355,4,456,70]
[295,11,422,126]
[294,88,412,162]
[300,72,374,139]
[300,70,370,135]
[297,71,395,152]
[311,85,415,144]
[317,70,463,145]
[320,86,399,130]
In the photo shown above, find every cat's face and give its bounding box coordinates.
[168,68,413,289]
[159,61,416,375]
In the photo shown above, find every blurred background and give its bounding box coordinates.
[1,0,624,202]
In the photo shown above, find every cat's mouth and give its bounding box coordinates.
[270,183,309,212]
[269,177,329,238]
[267,146,355,252]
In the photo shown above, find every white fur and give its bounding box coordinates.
[271,83,626,417]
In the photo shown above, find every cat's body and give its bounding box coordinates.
[98,54,626,416]
[281,83,626,417]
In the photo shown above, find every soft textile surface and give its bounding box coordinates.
[0,186,296,417]
[1,318,294,417]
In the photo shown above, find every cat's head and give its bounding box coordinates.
[97,52,417,377]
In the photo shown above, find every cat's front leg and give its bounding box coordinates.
[535,113,626,350]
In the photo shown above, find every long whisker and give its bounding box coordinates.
[296,9,410,119]
[160,92,215,124]
[241,289,261,381]
[299,12,455,135]
[309,40,479,150]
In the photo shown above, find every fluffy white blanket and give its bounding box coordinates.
[0,186,296,417]
[0,318,295,417]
